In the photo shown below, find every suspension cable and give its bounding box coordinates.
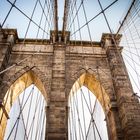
[6,84,35,139]
[71,0,118,36]
[24,85,35,140]
[6,0,49,35]
[1,0,17,28]
[116,0,137,35]
[81,2,93,45]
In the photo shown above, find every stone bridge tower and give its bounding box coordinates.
[0,28,140,140]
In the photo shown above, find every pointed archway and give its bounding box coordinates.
[68,72,121,140]
[0,69,48,139]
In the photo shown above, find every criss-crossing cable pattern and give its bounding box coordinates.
[65,0,118,41]
[4,84,47,140]
[0,1,52,139]
[117,0,140,97]
[68,83,108,140]
[0,0,55,76]
[1,0,140,140]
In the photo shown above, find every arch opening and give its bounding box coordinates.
[4,84,47,140]
[0,70,47,140]
[68,73,110,140]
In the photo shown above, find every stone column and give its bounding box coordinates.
[0,29,17,94]
[106,100,123,140]
[102,34,140,140]
[47,43,67,140]
[0,29,17,140]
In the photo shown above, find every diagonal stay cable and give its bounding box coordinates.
[38,0,51,30]
[42,0,54,39]
[123,48,140,58]
[86,98,97,139]
[93,119,102,140]
[13,114,20,140]
[121,22,140,85]
[27,94,40,139]
[1,0,17,28]
[66,0,77,31]
[73,77,104,139]
[6,85,35,140]
[74,85,85,139]
[13,73,29,140]
[77,78,93,115]
[71,87,85,139]
[68,0,85,31]
[97,0,135,82]
[125,15,140,63]
[37,100,46,140]
[127,68,140,93]
[80,86,87,137]
[71,0,118,36]
[6,0,49,35]
[34,96,44,140]
[122,43,140,46]
[24,85,35,140]
[75,2,83,45]
[17,96,28,140]
[123,54,140,78]
[81,1,93,45]
[27,91,42,138]
[31,0,47,49]
[22,0,39,43]
[123,56,140,91]
[40,108,46,140]
[42,0,52,39]
[0,0,54,76]
[123,51,140,67]
[116,0,137,34]
[69,91,78,140]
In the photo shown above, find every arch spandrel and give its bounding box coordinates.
[0,70,47,140]
[69,72,111,112]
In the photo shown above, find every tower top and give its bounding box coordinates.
[50,30,70,44]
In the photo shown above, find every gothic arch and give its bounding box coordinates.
[68,72,111,112]
[68,72,124,139]
[68,72,117,139]
[0,67,47,140]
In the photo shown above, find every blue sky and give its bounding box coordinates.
[1,0,139,94]
[0,0,132,40]
[1,1,140,139]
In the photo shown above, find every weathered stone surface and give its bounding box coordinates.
[0,29,140,140]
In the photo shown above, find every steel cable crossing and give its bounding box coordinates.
[67,1,110,135]
[0,0,53,139]
[1,0,140,140]
[117,0,140,97]
[66,0,140,139]
[68,72,108,140]
[4,83,46,140]
[66,0,116,139]
[0,0,55,75]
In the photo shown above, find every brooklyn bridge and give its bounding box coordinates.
[0,0,140,140]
